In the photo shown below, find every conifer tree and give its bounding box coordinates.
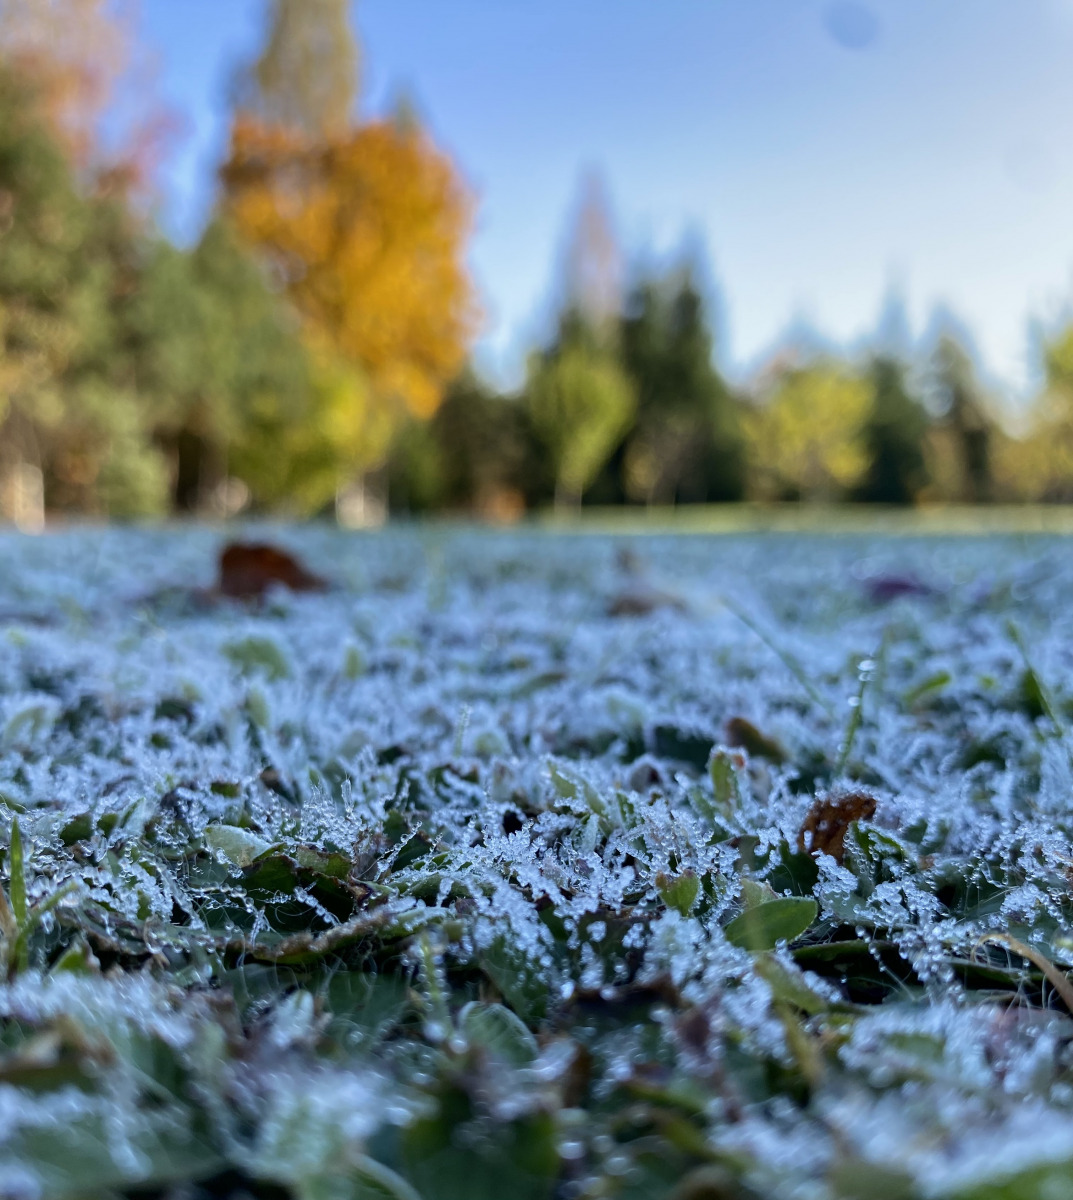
[618,268,744,504]
[561,170,623,335]
[930,336,992,502]
[856,356,929,504]
[240,0,358,138]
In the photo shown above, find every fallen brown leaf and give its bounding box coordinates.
[725,716,787,763]
[218,542,326,600]
[607,586,687,618]
[797,791,877,862]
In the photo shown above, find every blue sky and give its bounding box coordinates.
[140,1,1073,397]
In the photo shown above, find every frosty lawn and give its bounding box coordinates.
[2,526,1073,1199]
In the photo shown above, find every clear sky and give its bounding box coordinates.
[139,0,1073,397]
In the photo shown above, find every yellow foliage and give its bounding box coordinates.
[992,400,1073,502]
[745,361,870,501]
[993,324,1073,501]
[221,115,479,437]
[231,335,392,516]
[527,342,636,506]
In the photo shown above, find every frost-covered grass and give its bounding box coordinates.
[2,525,1073,1199]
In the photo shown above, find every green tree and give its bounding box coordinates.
[128,218,313,512]
[928,336,993,502]
[744,358,870,501]
[526,315,636,509]
[388,368,539,516]
[615,269,744,504]
[999,325,1073,502]
[0,58,318,521]
[856,356,930,504]
[0,64,167,520]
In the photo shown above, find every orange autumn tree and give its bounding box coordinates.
[220,0,478,512]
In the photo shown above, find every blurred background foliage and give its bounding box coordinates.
[2,0,1073,525]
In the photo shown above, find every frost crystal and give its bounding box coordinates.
[1,527,1073,1196]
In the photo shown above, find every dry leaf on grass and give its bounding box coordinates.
[217,542,326,599]
[797,791,877,862]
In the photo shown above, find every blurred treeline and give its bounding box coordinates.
[2,1,1073,527]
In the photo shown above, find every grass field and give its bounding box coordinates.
[538,502,1073,535]
[2,524,1073,1199]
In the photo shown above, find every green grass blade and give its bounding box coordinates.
[9,819,26,926]
[1008,620,1065,736]
[12,881,79,975]
[721,595,836,718]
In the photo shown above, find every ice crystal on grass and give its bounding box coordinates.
[3,527,1073,1196]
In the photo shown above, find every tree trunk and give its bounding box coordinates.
[0,409,45,532]
[554,479,580,512]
